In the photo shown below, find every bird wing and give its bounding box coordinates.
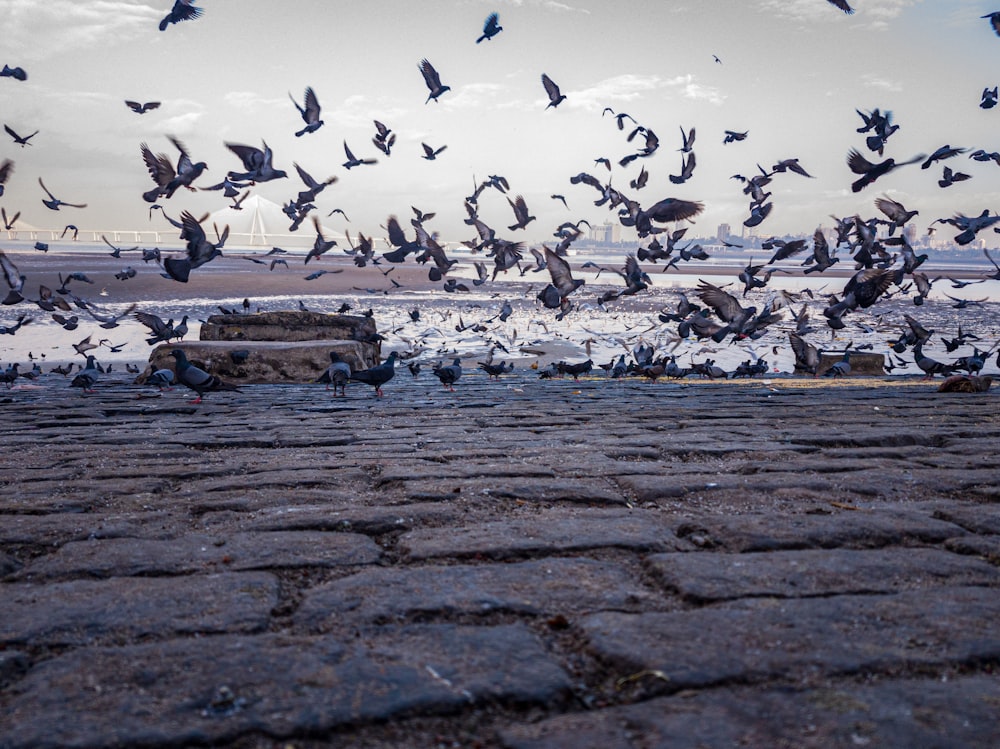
[541,73,561,102]
[545,247,580,296]
[302,86,321,121]
[697,281,745,323]
[37,177,56,200]
[420,59,442,90]
[141,144,175,186]
[846,148,876,175]
[225,142,263,170]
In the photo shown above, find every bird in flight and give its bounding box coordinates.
[289,86,323,137]
[0,65,27,81]
[4,124,37,147]
[159,0,202,31]
[827,0,855,13]
[477,12,502,43]
[983,11,1000,36]
[38,177,86,210]
[419,59,450,103]
[125,100,160,114]
[541,73,566,109]
[342,141,377,169]
[421,142,447,160]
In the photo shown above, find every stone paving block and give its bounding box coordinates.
[400,476,627,505]
[400,510,685,560]
[646,547,1000,602]
[0,625,571,749]
[933,505,1000,535]
[1,572,279,646]
[297,557,656,628]
[13,530,381,580]
[0,651,28,689]
[499,675,1000,749]
[0,512,176,546]
[580,586,1000,689]
[198,501,456,535]
[674,507,966,551]
[946,534,1000,562]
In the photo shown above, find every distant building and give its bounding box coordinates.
[902,224,918,245]
[717,223,731,244]
[590,222,621,244]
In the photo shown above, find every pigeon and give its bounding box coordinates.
[0,250,26,304]
[70,355,100,393]
[541,73,566,109]
[478,360,513,380]
[4,124,38,147]
[159,0,202,31]
[225,141,287,183]
[170,349,240,403]
[0,159,13,198]
[147,368,175,391]
[723,130,748,144]
[125,100,161,114]
[421,142,447,160]
[419,59,450,103]
[290,86,324,137]
[317,351,352,396]
[342,140,377,169]
[477,12,502,43]
[350,351,398,397]
[0,65,27,81]
[827,0,854,13]
[846,149,925,192]
[432,358,463,391]
[38,177,87,210]
[822,349,852,378]
[140,135,208,202]
[984,12,1000,37]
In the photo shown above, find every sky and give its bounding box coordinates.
[2,0,1000,249]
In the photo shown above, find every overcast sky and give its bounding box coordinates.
[2,0,999,247]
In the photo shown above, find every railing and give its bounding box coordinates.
[2,230,347,247]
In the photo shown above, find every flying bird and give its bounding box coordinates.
[38,177,86,210]
[289,86,324,136]
[723,130,748,144]
[421,142,447,160]
[140,135,208,202]
[159,0,202,31]
[419,59,451,103]
[0,159,14,198]
[981,86,998,109]
[342,140,377,169]
[846,148,924,192]
[0,65,27,81]
[225,141,287,183]
[125,100,160,114]
[477,12,502,43]
[541,73,566,109]
[4,124,37,147]
[983,12,1000,37]
[827,0,854,13]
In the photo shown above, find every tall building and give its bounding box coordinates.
[590,222,621,244]
[717,223,731,244]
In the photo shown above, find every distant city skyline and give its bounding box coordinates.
[2,0,1000,250]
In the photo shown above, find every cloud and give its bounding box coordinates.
[755,0,918,26]
[0,0,161,59]
[566,73,724,112]
[497,0,590,13]
[861,74,903,92]
[223,91,287,111]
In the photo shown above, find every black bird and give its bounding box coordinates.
[70,355,100,393]
[4,124,37,147]
[983,12,1000,37]
[342,140,377,169]
[38,177,86,211]
[789,333,821,376]
[304,215,337,264]
[350,351,398,397]
[159,0,202,30]
[507,195,535,231]
[419,59,451,103]
[621,197,704,238]
[317,351,352,396]
[846,149,924,192]
[823,349,852,378]
[541,73,566,109]
[538,247,584,310]
[478,360,513,380]
[289,86,324,136]
[981,86,998,109]
[125,100,161,114]
[477,12,502,42]
[828,0,854,12]
[723,130,748,144]
[0,65,27,81]
[432,358,463,391]
[170,349,240,403]
[0,250,25,305]
[421,142,447,160]
[0,159,13,198]
[225,141,287,183]
[140,135,208,202]
[163,211,228,282]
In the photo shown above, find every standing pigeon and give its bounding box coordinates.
[350,351,398,397]
[70,355,100,393]
[432,358,463,391]
[317,351,351,396]
[170,349,240,403]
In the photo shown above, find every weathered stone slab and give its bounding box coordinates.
[0,650,28,689]
[198,502,456,535]
[646,548,1000,602]
[0,625,571,749]
[142,339,378,384]
[0,512,173,546]
[400,476,627,505]
[580,587,1000,690]
[933,505,1000,535]
[400,510,686,560]
[499,675,1000,749]
[14,530,381,580]
[201,311,376,342]
[675,507,966,551]
[297,557,656,628]
[1,572,279,645]
[946,534,1000,562]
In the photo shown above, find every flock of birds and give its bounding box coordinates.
[2,1,1000,398]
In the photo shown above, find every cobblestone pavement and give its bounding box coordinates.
[1,371,998,748]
